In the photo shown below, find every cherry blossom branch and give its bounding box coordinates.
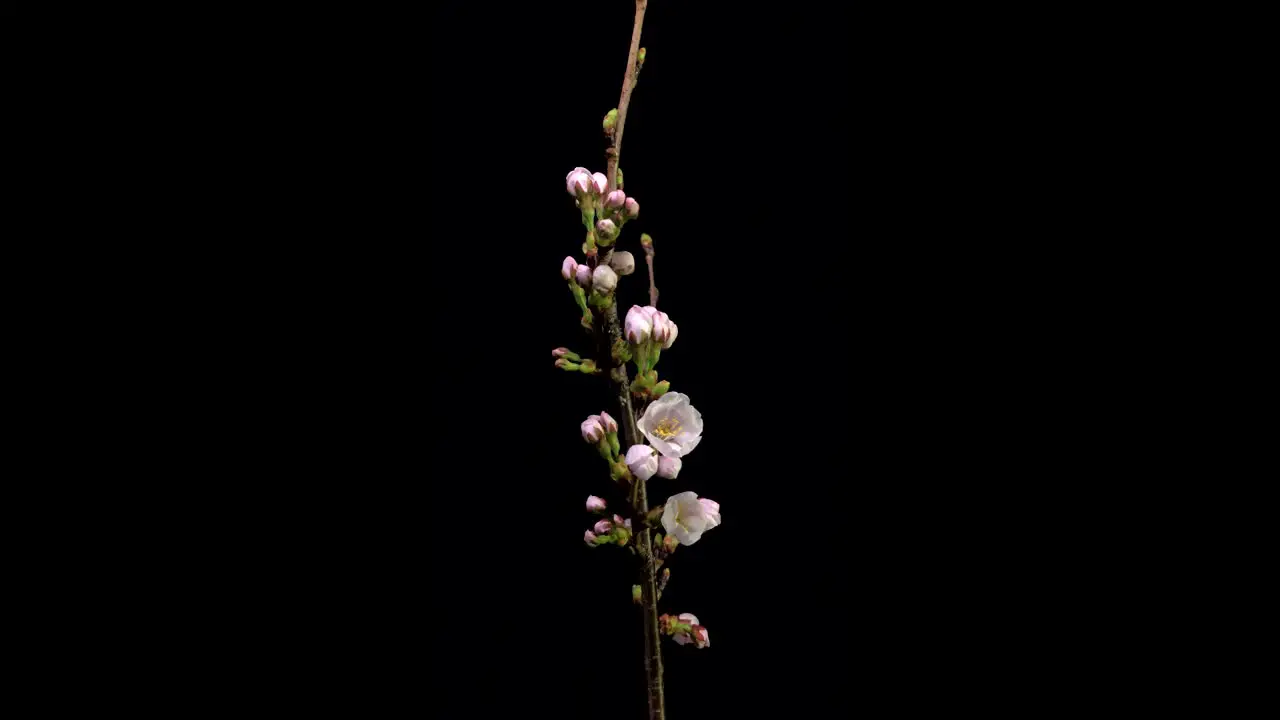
[598,3,664,718]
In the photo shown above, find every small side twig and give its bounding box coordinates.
[641,233,658,307]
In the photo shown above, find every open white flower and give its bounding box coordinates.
[638,392,703,458]
[661,491,721,546]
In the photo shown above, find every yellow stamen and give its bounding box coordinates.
[652,416,682,440]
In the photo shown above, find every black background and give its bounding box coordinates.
[0,3,1217,714]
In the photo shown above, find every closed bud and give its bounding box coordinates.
[561,256,578,281]
[624,197,640,218]
[591,172,608,195]
[566,167,592,197]
[625,444,659,481]
[596,218,617,238]
[616,167,624,189]
[663,534,679,553]
[662,321,678,349]
[632,585,642,604]
[657,456,682,479]
[592,265,618,294]
[593,518,613,535]
[555,358,580,371]
[552,347,580,360]
[625,305,653,344]
[605,190,626,209]
[640,232,653,249]
[584,530,598,545]
[638,47,647,64]
[650,309,673,344]
[652,380,670,397]
[609,251,636,276]
[586,495,607,513]
[581,415,605,444]
[600,411,618,433]
[603,108,618,132]
[575,264,592,288]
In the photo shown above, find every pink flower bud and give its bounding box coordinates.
[593,519,613,535]
[625,444,658,481]
[575,264,592,288]
[650,309,673,344]
[624,197,640,218]
[552,347,574,359]
[605,190,626,209]
[609,251,635,276]
[584,530,598,545]
[657,456,682,479]
[566,167,592,197]
[586,495,607,512]
[600,412,618,433]
[661,321,678,349]
[625,305,652,344]
[698,498,721,530]
[591,172,608,195]
[596,218,617,238]
[581,415,605,443]
[561,256,578,281]
[613,514,625,526]
[693,625,710,648]
[592,265,618,293]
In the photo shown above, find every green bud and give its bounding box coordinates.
[579,359,599,374]
[603,108,618,132]
[638,47,646,65]
[632,585,642,604]
[616,167,624,190]
[615,527,631,546]
[611,338,633,364]
[645,370,658,385]
[652,380,670,398]
[640,233,653,249]
[555,358,580,372]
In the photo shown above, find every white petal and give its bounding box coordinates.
[673,633,690,645]
[678,613,699,625]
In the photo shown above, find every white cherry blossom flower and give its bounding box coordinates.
[638,392,702,458]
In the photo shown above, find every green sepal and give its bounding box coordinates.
[651,380,670,398]
[608,432,620,458]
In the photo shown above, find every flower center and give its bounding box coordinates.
[652,416,682,440]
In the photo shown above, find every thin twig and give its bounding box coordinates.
[606,1,648,194]
[642,234,658,307]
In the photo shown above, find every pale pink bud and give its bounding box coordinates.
[698,498,721,530]
[609,251,635,276]
[613,514,625,525]
[624,197,640,218]
[593,519,613,535]
[693,625,710,648]
[591,172,608,195]
[581,415,605,443]
[662,321,678,349]
[600,412,618,433]
[625,305,652,344]
[650,309,672,344]
[625,444,658,481]
[592,265,618,293]
[575,264,592,288]
[586,495,607,513]
[605,190,626,209]
[566,167,592,197]
[552,347,571,359]
[584,530,598,545]
[561,256,578,281]
[596,219,617,239]
[657,456,682,479]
